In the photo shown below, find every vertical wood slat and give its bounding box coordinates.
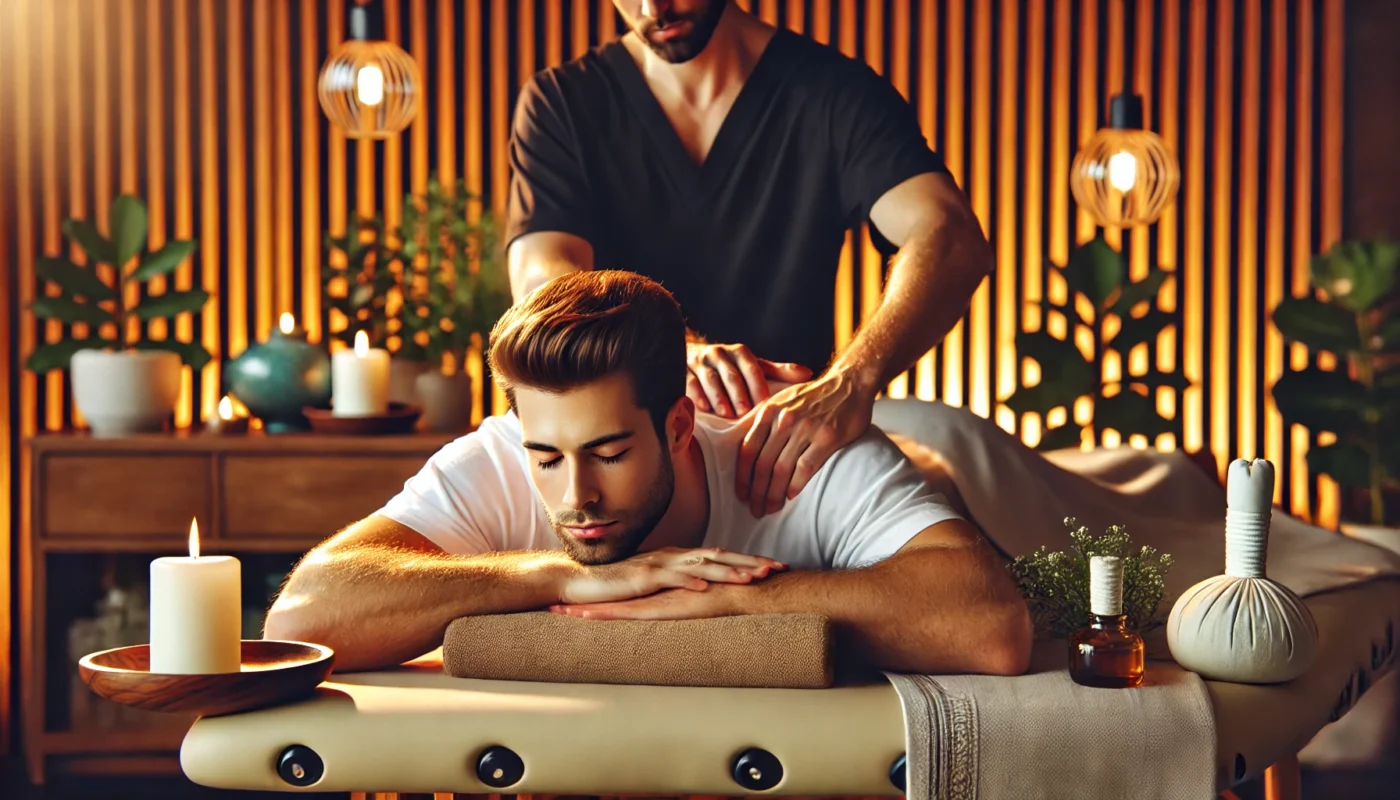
[1210,0,1234,477]
[0,0,12,759]
[227,0,248,359]
[254,0,275,343]
[173,0,196,427]
[941,0,965,409]
[301,0,321,342]
[41,0,62,432]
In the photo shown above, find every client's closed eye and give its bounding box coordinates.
[536,456,563,471]
[595,450,629,465]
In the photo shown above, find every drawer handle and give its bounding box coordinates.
[476,744,525,788]
[731,747,783,791]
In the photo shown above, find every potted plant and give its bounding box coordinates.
[1270,239,1399,544]
[1004,236,1189,450]
[322,216,417,401]
[397,178,511,432]
[25,194,210,435]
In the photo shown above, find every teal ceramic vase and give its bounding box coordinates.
[225,326,332,433]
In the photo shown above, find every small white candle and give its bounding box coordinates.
[149,519,242,674]
[332,330,391,416]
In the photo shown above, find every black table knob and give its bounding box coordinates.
[276,744,324,787]
[889,753,907,791]
[731,747,783,792]
[476,744,525,788]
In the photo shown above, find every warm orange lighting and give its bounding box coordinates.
[279,312,295,335]
[354,329,370,356]
[189,518,200,559]
[218,395,234,421]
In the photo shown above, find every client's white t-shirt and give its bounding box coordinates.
[379,412,962,570]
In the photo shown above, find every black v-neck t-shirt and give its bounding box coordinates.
[506,29,946,373]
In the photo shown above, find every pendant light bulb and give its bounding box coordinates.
[318,1,419,139]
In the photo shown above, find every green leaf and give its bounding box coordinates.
[1271,296,1360,354]
[1306,442,1374,488]
[1122,370,1192,392]
[1095,388,1178,440]
[1063,236,1124,310]
[129,240,198,282]
[1109,309,1175,352]
[35,256,116,301]
[1015,330,1099,406]
[24,338,116,373]
[1037,423,1085,451]
[131,289,210,321]
[132,339,213,372]
[1112,268,1170,316]
[1311,239,1399,312]
[61,218,115,265]
[29,296,118,325]
[1271,368,1370,435]
[109,195,149,266]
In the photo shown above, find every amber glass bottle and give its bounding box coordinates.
[1069,555,1144,688]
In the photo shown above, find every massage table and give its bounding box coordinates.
[179,577,1398,798]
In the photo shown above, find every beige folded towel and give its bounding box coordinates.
[442,611,833,688]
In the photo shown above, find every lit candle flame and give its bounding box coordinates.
[279,312,295,335]
[354,329,370,357]
[189,518,200,559]
[218,396,234,421]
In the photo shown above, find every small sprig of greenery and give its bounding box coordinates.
[1009,517,1174,639]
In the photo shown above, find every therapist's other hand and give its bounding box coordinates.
[737,368,876,517]
[685,342,812,418]
[550,584,742,621]
[557,546,786,606]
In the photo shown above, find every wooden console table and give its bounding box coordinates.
[19,429,456,784]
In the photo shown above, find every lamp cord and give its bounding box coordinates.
[1122,0,1135,96]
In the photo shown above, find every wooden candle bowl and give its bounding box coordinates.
[78,640,334,717]
[303,402,422,435]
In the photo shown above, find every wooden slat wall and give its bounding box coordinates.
[0,0,1349,754]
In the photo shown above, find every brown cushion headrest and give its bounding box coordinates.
[442,611,834,689]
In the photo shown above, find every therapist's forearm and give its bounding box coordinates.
[726,544,1030,675]
[264,547,572,672]
[831,216,992,393]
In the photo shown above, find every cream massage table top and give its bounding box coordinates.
[181,580,1398,796]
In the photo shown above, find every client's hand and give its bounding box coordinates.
[557,547,786,606]
[550,585,741,621]
[686,341,812,418]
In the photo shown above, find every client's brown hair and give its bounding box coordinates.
[487,270,687,436]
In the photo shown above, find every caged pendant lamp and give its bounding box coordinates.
[1070,0,1179,228]
[318,0,420,140]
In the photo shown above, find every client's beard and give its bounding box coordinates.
[549,449,675,565]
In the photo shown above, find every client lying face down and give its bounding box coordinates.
[265,271,1031,675]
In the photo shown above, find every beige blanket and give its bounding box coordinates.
[872,398,1400,800]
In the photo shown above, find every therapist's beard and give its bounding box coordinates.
[635,1,726,64]
[549,450,675,565]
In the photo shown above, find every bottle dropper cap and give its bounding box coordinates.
[1089,555,1124,617]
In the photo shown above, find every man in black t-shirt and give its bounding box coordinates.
[506,0,993,520]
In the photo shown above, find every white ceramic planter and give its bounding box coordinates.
[71,348,181,436]
[415,371,473,433]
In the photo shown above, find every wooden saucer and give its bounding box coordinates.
[78,640,334,717]
[302,402,422,434]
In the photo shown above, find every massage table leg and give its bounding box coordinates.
[1263,754,1302,800]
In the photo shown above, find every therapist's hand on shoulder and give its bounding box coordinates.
[736,368,876,518]
[556,546,786,606]
[685,341,812,417]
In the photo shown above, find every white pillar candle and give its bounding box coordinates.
[332,329,391,416]
[149,519,242,674]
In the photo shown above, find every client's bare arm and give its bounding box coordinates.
[264,514,783,672]
[555,520,1032,676]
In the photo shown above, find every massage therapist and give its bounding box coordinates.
[506,0,993,519]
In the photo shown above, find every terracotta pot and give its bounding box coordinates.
[415,371,474,433]
[71,349,181,436]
